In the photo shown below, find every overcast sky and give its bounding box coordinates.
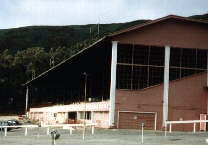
[0,0,208,29]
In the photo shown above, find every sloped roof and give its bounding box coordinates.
[24,36,107,85]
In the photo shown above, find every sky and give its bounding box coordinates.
[0,0,208,29]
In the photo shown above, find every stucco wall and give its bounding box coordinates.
[92,111,109,128]
[29,101,110,128]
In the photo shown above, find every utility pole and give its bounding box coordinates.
[50,48,55,67]
[83,72,87,140]
[25,86,29,116]
[89,27,92,39]
[97,23,99,36]
[97,17,100,36]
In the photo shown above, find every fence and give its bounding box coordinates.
[0,123,96,137]
[165,120,208,134]
[42,123,96,135]
[0,125,38,136]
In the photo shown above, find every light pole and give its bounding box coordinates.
[83,72,87,140]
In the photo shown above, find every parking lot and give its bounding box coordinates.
[0,127,208,145]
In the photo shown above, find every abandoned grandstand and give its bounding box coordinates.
[25,15,208,131]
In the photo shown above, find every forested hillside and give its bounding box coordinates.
[0,14,207,114]
[0,20,148,53]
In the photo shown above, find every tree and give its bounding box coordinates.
[13,47,50,80]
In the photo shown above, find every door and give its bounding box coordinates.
[118,112,155,130]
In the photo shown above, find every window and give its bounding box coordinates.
[117,65,132,89]
[133,45,148,65]
[117,44,207,90]
[117,44,132,63]
[80,111,91,120]
[132,66,148,89]
[149,47,164,66]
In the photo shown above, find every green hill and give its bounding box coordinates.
[190,13,208,21]
[0,13,207,54]
[0,20,148,53]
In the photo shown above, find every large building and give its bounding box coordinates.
[25,15,208,131]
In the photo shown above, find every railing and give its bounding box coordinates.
[0,123,96,137]
[42,123,96,135]
[165,120,208,133]
[0,125,38,136]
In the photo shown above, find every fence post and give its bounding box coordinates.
[91,125,94,135]
[193,123,196,133]
[169,124,172,133]
[25,127,28,136]
[0,127,2,136]
[165,126,167,136]
[47,127,50,135]
[4,127,7,137]
[70,128,73,135]
[141,123,144,144]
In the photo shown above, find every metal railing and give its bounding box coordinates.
[165,120,208,134]
[0,123,96,137]
[0,125,38,136]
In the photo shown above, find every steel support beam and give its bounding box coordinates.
[109,41,118,127]
[207,50,208,87]
[163,45,170,127]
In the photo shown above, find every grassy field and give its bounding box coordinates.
[0,128,208,145]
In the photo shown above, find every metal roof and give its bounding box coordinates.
[24,36,107,86]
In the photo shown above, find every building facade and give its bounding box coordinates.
[25,15,208,131]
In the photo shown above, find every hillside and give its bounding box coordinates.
[189,13,208,21]
[0,20,148,53]
[0,13,207,54]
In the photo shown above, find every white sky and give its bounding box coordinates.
[0,0,208,29]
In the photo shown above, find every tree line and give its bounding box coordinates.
[0,37,99,114]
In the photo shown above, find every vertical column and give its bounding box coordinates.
[154,112,157,131]
[91,111,94,122]
[25,86,29,115]
[207,51,208,87]
[163,45,170,127]
[64,112,68,123]
[109,41,118,127]
[206,51,208,121]
[77,111,80,120]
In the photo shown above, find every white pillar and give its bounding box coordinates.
[207,51,208,87]
[25,127,28,136]
[77,111,80,120]
[4,127,7,136]
[91,125,95,135]
[65,112,68,122]
[169,124,172,133]
[163,45,170,127]
[154,113,157,131]
[109,41,118,127]
[91,111,94,122]
[47,127,50,135]
[193,123,196,133]
[25,86,29,115]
